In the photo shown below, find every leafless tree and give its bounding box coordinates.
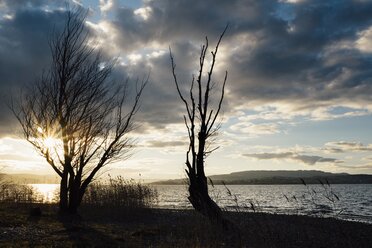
[169,26,229,225]
[11,8,147,214]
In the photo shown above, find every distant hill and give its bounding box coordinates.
[153,170,372,185]
[0,173,59,184]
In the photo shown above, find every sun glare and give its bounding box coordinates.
[36,126,61,151]
[30,184,59,203]
[43,137,60,151]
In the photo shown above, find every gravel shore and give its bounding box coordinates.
[0,204,371,247]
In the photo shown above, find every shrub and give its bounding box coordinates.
[82,176,158,209]
[0,184,38,204]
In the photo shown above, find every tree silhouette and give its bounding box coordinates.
[170,26,228,225]
[11,8,147,214]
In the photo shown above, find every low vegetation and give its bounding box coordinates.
[0,184,39,204]
[282,179,344,217]
[0,178,158,213]
[82,176,158,210]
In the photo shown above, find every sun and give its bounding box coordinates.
[36,126,61,151]
[44,137,59,151]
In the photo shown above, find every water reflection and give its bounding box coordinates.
[154,184,372,224]
[28,183,372,223]
[29,184,59,203]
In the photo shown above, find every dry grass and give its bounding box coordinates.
[81,176,158,209]
[0,177,158,210]
[0,184,39,204]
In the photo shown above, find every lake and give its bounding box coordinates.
[30,184,372,224]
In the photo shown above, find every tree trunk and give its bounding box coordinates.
[188,174,224,225]
[68,183,79,214]
[68,176,83,214]
[188,175,241,246]
[59,171,69,213]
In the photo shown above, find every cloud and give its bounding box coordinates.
[244,152,341,165]
[144,140,187,148]
[103,0,372,124]
[356,25,372,53]
[222,0,372,112]
[1,0,372,138]
[294,154,340,165]
[333,163,372,170]
[324,141,372,153]
[0,6,76,136]
[99,0,115,14]
[229,122,280,136]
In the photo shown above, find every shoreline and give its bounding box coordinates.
[0,203,371,247]
[16,182,372,225]
[153,205,372,224]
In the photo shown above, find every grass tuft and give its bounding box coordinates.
[81,176,158,210]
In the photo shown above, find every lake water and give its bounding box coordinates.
[30,184,372,224]
[29,184,59,203]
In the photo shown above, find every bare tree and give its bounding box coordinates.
[170,27,228,225]
[11,8,147,214]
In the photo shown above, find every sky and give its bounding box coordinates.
[0,0,372,180]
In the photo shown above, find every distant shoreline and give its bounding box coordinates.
[3,169,372,185]
[19,182,372,185]
[152,181,372,185]
[152,170,372,185]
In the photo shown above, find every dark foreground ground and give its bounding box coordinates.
[0,203,371,248]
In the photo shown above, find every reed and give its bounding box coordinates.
[81,176,158,209]
[283,178,344,217]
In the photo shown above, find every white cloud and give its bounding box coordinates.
[0,137,53,173]
[134,6,152,21]
[356,26,372,53]
[127,53,143,65]
[229,122,279,137]
[147,49,166,59]
[99,0,115,15]
[86,20,121,54]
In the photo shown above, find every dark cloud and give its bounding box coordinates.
[144,140,187,148]
[226,0,372,107]
[0,0,56,9]
[244,152,341,165]
[324,141,372,153]
[294,154,339,165]
[106,0,239,51]
[1,0,372,137]
[0,8,68,136]
[103,0,372,114]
